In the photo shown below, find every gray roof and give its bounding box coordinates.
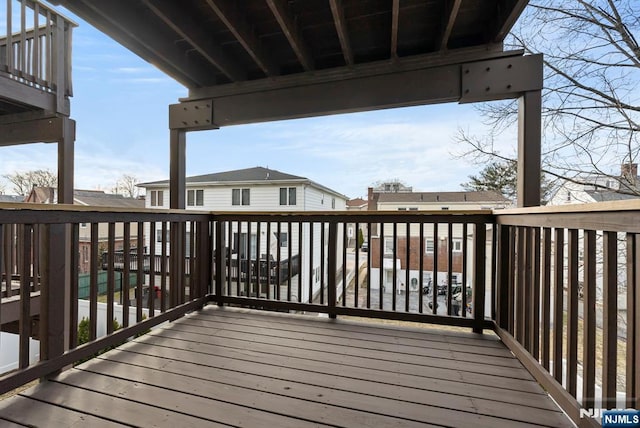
[139,166,347,200]
[140,167,304,186]
[73,190,145,209]
[585,189,640,202]
[377,190,509,204]
[0,195,24,203]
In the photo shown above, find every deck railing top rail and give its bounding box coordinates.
[496,199,640,215]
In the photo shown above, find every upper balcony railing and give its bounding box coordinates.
[0,201,638,427]
[0,0,75,107]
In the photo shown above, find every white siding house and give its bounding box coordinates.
[139,167,348,303]
[547,164,640,306]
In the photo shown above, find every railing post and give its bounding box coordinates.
[40,223,70,365]
[19,225,31,369]
[628,233,640,410]
[496,225,510,329]
[327,221,337,319]
[472,223,486,333]
[214,219,224,305]
[52,14,66,113]
[197,219,212,300]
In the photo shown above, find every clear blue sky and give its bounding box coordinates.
[0,8,518,199]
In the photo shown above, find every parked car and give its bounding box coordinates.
[360,242,368,252]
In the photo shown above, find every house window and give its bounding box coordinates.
[232,188,250,206]
[398,208,406,211]
[187,189,204,206]
[80,223,87,228]
[452,238,463,252]
[331,198,335,209]
[150,190,164,207]
[156,229,170,243]
[384,237,394,255]
[425,238,434,253]
[278,232,288,248]
[567,191,572,202]
[441,207,449,210]
[279,187,297,205]
[408,207,418,211]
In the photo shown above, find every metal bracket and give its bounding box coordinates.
[169,100,216,130]
[460,54,543,103]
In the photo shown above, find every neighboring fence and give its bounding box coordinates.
[0,0,75,97]
[77,271,137,300]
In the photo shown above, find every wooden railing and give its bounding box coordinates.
[210,211,493,332]
[494,201,639,427]
[0,0,75,99]
[1,202,638,428]
[0,204,211,394]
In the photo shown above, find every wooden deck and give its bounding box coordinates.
[0,306,574,427]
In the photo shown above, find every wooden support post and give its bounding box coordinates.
[169,128,186,210]
[517,90,541,207]
[169,127,186,307]
[57,117,75,204]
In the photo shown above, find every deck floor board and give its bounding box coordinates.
[0,306,575,427]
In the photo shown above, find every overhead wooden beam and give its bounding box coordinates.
[265,0,314,71]
[494,0,530,42]
[390,0,399,58]
[57,0,211,87]
[329,0,353,66]
[181,52,540,128]
[438,0,462,50]
[143,0,246,82]
[206,66,462,126]
[189,45,516,99]
[0,117,70,146]
[204,0,279,77]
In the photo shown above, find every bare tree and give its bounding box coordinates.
[3,169,57,195]
[113,174,140,198]
[457,0,639,194]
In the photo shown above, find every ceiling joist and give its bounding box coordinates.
[65,0,211,87]
[390,0,399,58]
[438,0,462,50]
[494,0,529,42]
[265,0,314,71]
[329,0,353,66]
[143,0,246,82]
[204,0,279,77]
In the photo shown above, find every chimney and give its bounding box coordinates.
[367,187,376,211]
[621,163,638,180]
